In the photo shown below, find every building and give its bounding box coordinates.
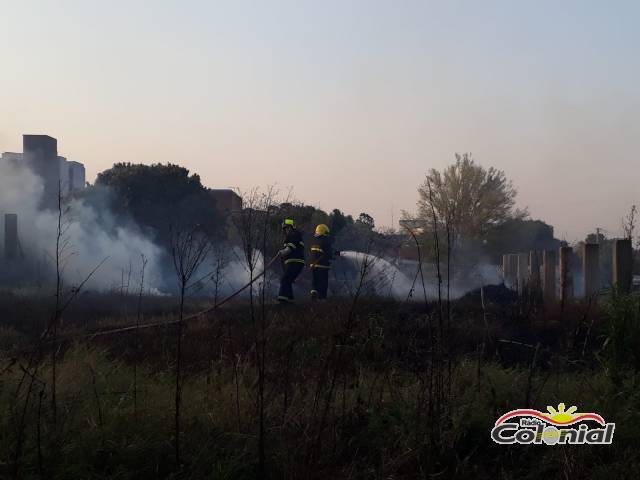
[67,161,86,190]
[209,189,242,214]
[398,218,427,235]
[4,214,18,260]
[1,152,23,163]
[58,158,86,193]
[1,135,85,209]
[23,135,60,209]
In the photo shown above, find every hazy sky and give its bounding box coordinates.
[1,0,639,241]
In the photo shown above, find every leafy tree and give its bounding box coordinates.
[265,203,379,254]
[329,209,353,236]
[356,213,375,230]
[270,202,330,235]
[417,153,524,240]
[94,163,223,246]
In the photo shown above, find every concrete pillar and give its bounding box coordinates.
[542,250,556,303]
[583,243,600,299]
[529,250,540,288]
[505,254,518,289]
[613,238,633,293]
[503,254,518,288]
[559,246,573,302]
[502,254,509,283]
[517,253,529,294]
[4,214,18,260]
[529,251,541,296]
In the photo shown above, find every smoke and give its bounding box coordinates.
[204,246,266,297]
[337,251,503,300]
[0,158,164,291]
[0,157,505,300]
[337,251,414,298]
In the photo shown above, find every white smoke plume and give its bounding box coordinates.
[337,251,502,300]
[0,157,164,291]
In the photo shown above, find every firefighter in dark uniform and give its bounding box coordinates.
[277,219,305,303]
[309,224,337,300]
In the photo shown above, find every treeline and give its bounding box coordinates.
[74,159,572,265]
[76,163,386,254]
[76,155,640,278]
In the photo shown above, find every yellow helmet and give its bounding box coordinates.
[315,224,330,236]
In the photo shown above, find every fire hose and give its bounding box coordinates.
[77,250,338,339]
[77,253,282,340]
[4,250,338,355]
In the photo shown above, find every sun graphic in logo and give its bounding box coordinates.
[543,403,578,424]
[494,402,606,427]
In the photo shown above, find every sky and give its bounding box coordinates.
[1,0,639,241]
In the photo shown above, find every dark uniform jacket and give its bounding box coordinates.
[283,229,305,265]
[310,234,333,269]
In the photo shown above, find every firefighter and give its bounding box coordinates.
[309,223,338,300]
[277,219,305,303]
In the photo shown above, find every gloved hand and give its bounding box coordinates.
[279,246,292,257]
[334,250,341,257]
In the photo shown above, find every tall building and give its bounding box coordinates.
[23,135,60,209]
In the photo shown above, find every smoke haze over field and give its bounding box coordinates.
[0,157,520,302]
[0,158,165,291]
[338,251,502,300]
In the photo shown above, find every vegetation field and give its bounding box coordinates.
[2,288,640,479]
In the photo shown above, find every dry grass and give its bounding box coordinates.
[1,293,639,479]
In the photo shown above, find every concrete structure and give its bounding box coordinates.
[502,254,518,288]
[542,250,556,303]
[583,243,600,299]
[502,254,509,283]
[502,255,508,285]
[1,135,85,207]
[517,253,529,293]
[23,135,59,210]
[613,238,633,293]
[210,189,242,213]
[1,152,23,163]
[399,218,427,235]
[58,157,86,193]
[4,214,18,260]
[529,250,541,295]
[67,161,86,191]
[559,246,573,302]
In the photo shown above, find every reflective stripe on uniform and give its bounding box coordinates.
[311,247,324,253]
[310,264,331,269]
[285,243,298,249]
[284,258,305,265]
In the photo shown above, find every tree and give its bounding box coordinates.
[94,163,223,246]
[170,225,211,466]
[329,209,353,236]
[356,212,375,230]
[417,153,524,240]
